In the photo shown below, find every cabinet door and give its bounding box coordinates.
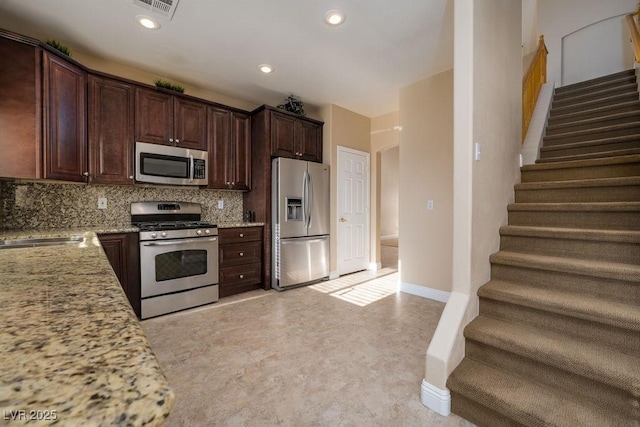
[135,88,173,145]
[88,75,135,185]
[43,52,87,181]
[0,37,41,179]
[207,106,231,189]
[174,97,207,150]
[98,233,141,318]
[270,110,296,158]
[231,112,251,190]
[297,120,322,163]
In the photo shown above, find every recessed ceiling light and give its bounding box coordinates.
[136,15,160,30]
[259,64,273,74]
[324,9,346,26]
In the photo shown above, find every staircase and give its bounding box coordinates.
[447,69,640,426]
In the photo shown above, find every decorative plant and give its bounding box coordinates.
[277,94,305,116]
[46,39,71,56]
[154,79,185,93]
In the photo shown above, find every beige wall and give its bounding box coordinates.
[320,104,371,275]
[424,0,522,401]
[399,69,454,293]
[380,147,399,238]
[370,112,400,267]
[522,0,539,55]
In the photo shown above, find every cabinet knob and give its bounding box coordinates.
[175,139,180,144]
[239,274,244,279]
[169,138,174,143]
[231,182,235,185]
[82,171,89,177]
[239,252,244,257]
[239,233,244,238]
[129,175,134,180]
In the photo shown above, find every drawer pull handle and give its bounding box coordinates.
[239,233,244,237]
[239,274,244,279]
[239,252,244,257]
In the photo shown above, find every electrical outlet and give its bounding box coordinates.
[217,200,224,209]
[98,197,108,210]
[427,200,434,210]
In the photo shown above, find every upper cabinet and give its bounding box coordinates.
[207,106,251,191]
[269,109,323,163]
[88,75,135,185]
[0,34,42,180]
[43,51,87,182]
[135,88,207,151]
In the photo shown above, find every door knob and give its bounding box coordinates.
[339,217,347,223]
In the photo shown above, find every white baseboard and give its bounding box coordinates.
[400,282,450,303]
[380,234,399,240]
[368,262,382,271]
[329,271,340,280]
[421,379,451,416]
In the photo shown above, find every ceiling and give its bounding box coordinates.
[0,0,453,118]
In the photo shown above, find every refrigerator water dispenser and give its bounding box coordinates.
[286,197,303,221]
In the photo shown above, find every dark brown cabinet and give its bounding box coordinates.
[0,34,42,179]
[43,50,87,182]
[218,227,263,297]
[208,106,251,190]
[270,109,323,162]
[88,75,135,185]
[98,233,141,318]
[135,88,207,150]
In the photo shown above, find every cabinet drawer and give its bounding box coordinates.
[218,226,262,244]
[219,241,261,266]
[220,263,261,285]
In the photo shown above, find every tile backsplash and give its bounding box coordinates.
[0,180,243,230]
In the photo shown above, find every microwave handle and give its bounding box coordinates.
[189,155,194,183]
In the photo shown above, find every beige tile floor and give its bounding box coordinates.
[143,259,473,426]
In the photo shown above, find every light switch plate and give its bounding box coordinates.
[98,197,107,210]
[217,200,224,209]
[427,200,434,210]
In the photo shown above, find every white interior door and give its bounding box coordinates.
[337,146,370,275]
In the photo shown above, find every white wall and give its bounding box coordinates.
[380,147,399,238]
[522,0,539,55]
[537,0,637,86]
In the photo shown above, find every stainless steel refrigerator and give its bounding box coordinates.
[272,157,330,290]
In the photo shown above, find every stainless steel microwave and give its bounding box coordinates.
[135,142,208,186]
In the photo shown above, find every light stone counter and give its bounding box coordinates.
[0,231,174,426]
[217,222,264,228]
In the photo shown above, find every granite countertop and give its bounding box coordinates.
[0,231,174,426]
[217,222,264,228]
[0,226,139,240]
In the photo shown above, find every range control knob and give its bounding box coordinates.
[161,232,167,238]
[196,229,202,235]
[204,229,210,235]
[150,232,157,239]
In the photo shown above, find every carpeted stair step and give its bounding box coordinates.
[478,279,640,356]
[542,122,640,146]
[547,100,640,126]
[553,74,637,101]
[545,110,640,136]
[448,356,639,427]
[507,201,640,230]
[463,317,640,415]
[554,69,636,95]
[514,176,640,203]
[552,83,638,109]
[499,225,640,264]
[549,92,640,117]
[536,147,640,163]
[522,154,640,182]
[540,134,640,159]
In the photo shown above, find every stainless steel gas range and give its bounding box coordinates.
[131,201,219,319]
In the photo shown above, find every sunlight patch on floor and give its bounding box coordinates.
[330,272,399,307]
[309,268,397,294]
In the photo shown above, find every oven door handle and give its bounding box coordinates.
[189,154,194,183]
[142,237,218,247]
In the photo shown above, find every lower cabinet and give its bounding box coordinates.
[98,233,141,318]
[218,226,263,297]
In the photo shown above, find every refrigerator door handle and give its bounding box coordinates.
[302,171,309,228]
[307,172,313,230]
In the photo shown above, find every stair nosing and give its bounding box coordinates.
[499,225,640,243]
[464,316,640,394]
[543,122,640,142]
[552,83,638,106]
[522,154,640,171]
[507,201,640,211]
[555,70,636,93]
[548,100,640,123]
[478,279,640,331]
[515,176,640,190]
[536,148,640,163]
[550,92,640,114]
[554,76,637,100]
[546,110,640,133]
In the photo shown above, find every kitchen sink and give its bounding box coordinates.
[0,236,85,249]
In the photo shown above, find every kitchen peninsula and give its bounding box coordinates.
[0,229,174,426]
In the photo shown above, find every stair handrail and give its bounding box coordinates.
[625,11,640,64]
[522,35,548,143]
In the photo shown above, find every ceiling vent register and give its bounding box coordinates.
[132,0,179,20]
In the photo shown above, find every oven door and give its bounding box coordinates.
[140,236,219,298]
